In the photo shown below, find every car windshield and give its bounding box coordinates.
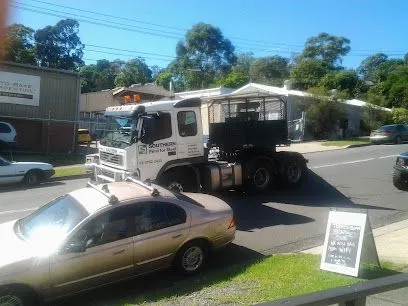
[0,156,11,166]
[100,117,138,149]
[18,194,89,243]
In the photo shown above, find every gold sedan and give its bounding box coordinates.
[0,178,235,306]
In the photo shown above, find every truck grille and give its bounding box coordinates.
[100,151,123,166]
[101,168,115,178]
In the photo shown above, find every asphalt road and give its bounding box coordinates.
[1,143,408,257]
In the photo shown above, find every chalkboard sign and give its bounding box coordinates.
[320,211,376,277]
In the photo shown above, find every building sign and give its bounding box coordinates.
[0,71,41,106]
[320,211,379,277]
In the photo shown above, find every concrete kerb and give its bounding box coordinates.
[50,173,91,182]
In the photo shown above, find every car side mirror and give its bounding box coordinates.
[141,116,155,145]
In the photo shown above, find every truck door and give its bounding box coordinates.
[137,112,178,181]
[175,109,204,160]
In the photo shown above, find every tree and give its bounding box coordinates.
[391,107,408,124]
[290,59,330,90]
[383,66,408,108]
[155,71,173,90]
[232,52,255,75]
[300,32,351,68]
[34,19,84,70]
[216,71,249,88]
[318,70,359,98]
[249,56,289,86]
[170,23,237,90]
[357,53,388,82]
[79,59,123,93]
[114,58,152,87]
[301,87,347,139]
[1,24,36,65]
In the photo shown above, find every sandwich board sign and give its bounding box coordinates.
[320,211,379,277]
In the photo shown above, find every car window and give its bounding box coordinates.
[396,125,406,132]
[0,123,11,133]
[0,157,10,166]
[78,130,90,135]
[71,206,131,248]
[20,195,88,241]
[133,202,186,235]
[177,111,197,137]
[152,113,172,141]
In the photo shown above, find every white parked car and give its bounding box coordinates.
[0,121,17,148]
[0,156,55,185]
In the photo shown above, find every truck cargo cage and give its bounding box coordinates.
[207,94,289,152]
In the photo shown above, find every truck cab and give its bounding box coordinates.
[94,98,205,184]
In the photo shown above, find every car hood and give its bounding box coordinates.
[399,152,408,158]
[0,220,55,273]
[0,220,33,269]
[12,161,53,168]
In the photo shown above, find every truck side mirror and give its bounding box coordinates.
[141,116,155,145]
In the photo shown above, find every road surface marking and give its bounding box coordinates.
[0,207,38,215]
[311,154,397,169]
[311,158,376,169]
[379,154,398,159]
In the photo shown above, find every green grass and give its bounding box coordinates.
[96,254,404,306]
[320,138,371,147]
[49,154,85,166]
[53,166,87,178]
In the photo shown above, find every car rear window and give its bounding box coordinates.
[78,130,90,135]
[170,191,204,208]
[378,126,395,132]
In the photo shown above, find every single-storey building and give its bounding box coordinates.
[0,62,80,153]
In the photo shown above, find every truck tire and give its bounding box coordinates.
[161,168,198,193]
[393,170,408,191]
[281,156,308,189]
[248,160,274,192]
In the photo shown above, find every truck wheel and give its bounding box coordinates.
[161,168,198,193]
[281,157,307,189]
[248,161,273,192]
[393,170,408,191]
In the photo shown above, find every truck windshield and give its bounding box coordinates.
[100,117,138,149]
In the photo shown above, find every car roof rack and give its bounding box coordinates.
[124,176,160,197]
[87,181,119,204]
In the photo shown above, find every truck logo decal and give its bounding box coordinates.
[138,145,148,154]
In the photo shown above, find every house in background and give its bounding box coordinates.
[79,83,172,137]
[222,83,391,139]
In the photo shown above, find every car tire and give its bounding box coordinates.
[395,136,402,144]
[24,170,40,186]
[393,170,408,191]
[0,287,36,306]
[173,240,208,275]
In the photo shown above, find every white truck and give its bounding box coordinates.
[86,94,308,193]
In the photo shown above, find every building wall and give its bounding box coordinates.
[0,62,79,153]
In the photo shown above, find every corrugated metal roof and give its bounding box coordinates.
[113,84,171,97]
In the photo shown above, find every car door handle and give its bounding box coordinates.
[113,249,125,255]
[172,233,183,239]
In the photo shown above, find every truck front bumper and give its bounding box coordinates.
[94,163,134,182]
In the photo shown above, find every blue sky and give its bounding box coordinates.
[7,0,408,70]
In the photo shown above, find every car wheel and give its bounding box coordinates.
[395,136,402,144]
[0,288,35,306]
[24,170,40,186]
[173,241,208,275]
[393,170,408,191]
